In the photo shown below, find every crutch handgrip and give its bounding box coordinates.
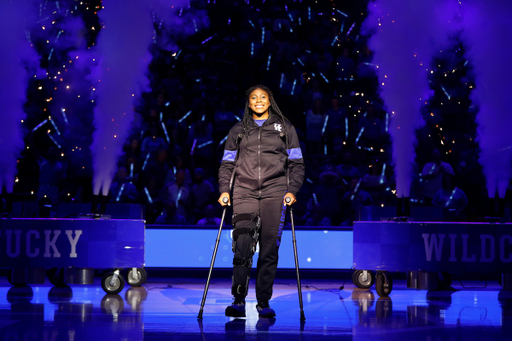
[285,196,291,204]
[222,197,229,204]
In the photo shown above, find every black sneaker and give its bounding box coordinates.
[225,299,246,317]
[256,301,276,318]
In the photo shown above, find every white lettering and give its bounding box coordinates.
[480,234,495,262]
[26,230,40,257]
[65,230,82,258]
[6,230,21,257]
[422,233,445,261]
[449,234,457,262]
[461,234,476,262]
[500,235,512,263]
[44,230,61,258]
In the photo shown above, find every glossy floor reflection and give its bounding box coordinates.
[0,277,511,340]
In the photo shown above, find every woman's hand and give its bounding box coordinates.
[218,192,231,206]
[284,193,297,206]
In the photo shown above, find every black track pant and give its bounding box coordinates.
[232,184,287,302]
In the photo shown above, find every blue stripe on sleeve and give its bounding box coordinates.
[222,150,237,162]
[287,147,303,159]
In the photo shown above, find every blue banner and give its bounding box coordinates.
[353,221,512,272]
[145,227,353,269]
[0,218,144,268]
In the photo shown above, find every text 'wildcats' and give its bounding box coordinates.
[422,233,512,263]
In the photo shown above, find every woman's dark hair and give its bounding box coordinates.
[239,85,289,148]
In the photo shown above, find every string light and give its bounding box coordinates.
[8,0,480,203]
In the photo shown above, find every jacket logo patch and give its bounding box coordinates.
[274,123,282,132]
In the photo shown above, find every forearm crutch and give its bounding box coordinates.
[285,196,306,321]
[197,196,229,320]
[198,136,241,319]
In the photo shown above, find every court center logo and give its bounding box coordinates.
[274,123,282,132]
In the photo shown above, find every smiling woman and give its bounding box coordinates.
[217,85,305,319]
[249,88,271,119]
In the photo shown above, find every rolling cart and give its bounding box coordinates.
[353,221,512,297]
[0,218,145,294]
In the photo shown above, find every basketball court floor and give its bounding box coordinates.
[0,277,510,340]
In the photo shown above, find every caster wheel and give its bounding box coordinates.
[352,270,375,289]
[101,272,125,294]
[127,268,147,287]
[375,272,393,297]
[48,268,66,287]
[438,272,452,289]
[7,269,25,287]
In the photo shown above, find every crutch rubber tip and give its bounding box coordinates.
[300,311,306,321]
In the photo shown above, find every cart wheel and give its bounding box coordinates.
[7,269,25,287]
[7,269,13,286]
[126,268,147,287]
[101,272,125,294]
[375,272,393,297]
[48,268,66,287]
[438,272,452,289]
[352,270,375,289]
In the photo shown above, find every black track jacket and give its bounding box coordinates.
[219,114,305,196]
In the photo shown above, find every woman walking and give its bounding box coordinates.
[218,85,305,318]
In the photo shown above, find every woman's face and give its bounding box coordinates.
[248,88,270,116]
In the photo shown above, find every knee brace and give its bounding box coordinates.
[231,213,261,297]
